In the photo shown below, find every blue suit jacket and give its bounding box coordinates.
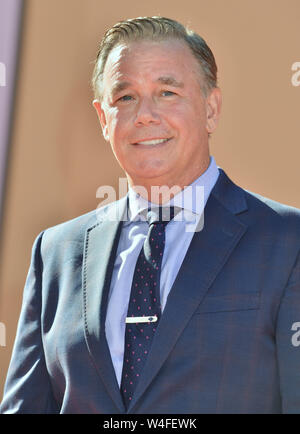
[1,169,300,414]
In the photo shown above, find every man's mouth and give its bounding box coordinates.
[133,138,171,146]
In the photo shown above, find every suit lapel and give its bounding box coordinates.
[82,197,127,413]
[82,169,249,414]
[128,170,249,412]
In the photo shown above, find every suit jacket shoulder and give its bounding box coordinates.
[213,169,300,241]
[39,197,127,258]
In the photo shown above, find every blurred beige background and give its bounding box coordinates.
[0,0,299,399]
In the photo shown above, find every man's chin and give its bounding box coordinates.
[128,168,171,186]
[127,161,170,178]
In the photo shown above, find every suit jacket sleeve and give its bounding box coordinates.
[276,249,300,413]
[0,231,58,414]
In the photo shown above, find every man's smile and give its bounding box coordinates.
[132,137,172,146]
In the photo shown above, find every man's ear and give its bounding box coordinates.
[205,87,222,134]
[93,99,110,142]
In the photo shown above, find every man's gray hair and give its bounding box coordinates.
[92,16,218,100]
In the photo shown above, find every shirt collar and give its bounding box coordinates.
[125,155,220,225]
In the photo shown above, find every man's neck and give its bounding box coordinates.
[127,156,211,205]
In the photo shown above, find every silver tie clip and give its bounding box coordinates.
[125,315,158,324]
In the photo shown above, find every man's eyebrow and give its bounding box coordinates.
[110,81,131,97]
[156,76,184,88]
[109,76,184,98]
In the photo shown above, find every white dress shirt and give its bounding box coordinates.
[105,156,220,386]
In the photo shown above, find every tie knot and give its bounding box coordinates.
[146,206,178,226]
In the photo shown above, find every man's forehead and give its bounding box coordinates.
[104,39,195,76]
[107,39,187,59]
[109,75,184,95]
[104,43,189,83]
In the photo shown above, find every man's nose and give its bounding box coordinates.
[134,98,161,126]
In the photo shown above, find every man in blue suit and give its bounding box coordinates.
[1,16,300,414]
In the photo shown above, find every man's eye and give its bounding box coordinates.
[161,91,175,97]
[118,95,133,101]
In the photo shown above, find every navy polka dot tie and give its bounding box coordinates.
[120,206,176,409]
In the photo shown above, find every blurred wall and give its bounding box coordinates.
[0,0,23,225]
[1,0,300,400]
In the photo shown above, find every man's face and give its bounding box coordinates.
[94,39,221,190]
